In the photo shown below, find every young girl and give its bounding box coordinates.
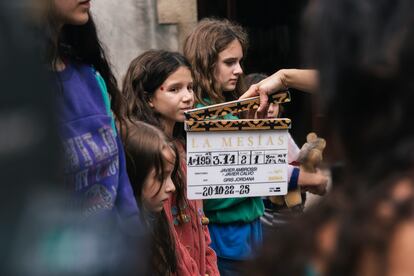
[124,120,177,275]
[183,18,327,275]
[42,0,140,228]
[121,50,219,276]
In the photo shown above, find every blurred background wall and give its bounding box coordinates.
[91,0,197,81]
[92,0,315,145]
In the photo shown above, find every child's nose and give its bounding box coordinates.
[234,62,243,75]
[165,178,176,193]
[182,89,194,102]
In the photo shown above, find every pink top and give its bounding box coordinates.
[164,140,219,276]
[165,197,219,276]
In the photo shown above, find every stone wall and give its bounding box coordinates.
[91,0,197,82]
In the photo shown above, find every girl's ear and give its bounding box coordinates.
[145,91,155,108]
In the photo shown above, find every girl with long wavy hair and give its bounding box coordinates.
[121,49,219,276]
[183,18,327,275]
[183,18,263,276]
[124,120,178,275]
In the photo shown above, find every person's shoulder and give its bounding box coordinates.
[72,61,94,72]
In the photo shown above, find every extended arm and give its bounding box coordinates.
[240,69,319,112]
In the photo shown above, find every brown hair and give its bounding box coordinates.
[244,73,268,87]
[245,72,284,117]
[124,120,178,275]
[121,50,191,224]
[183,18,248,105]
[120,50,192,132]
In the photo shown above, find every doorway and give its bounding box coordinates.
[197,0,315,145]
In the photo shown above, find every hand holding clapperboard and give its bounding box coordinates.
[184,91,301,201]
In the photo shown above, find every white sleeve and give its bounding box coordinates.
[287,132,300,180]
[288,132,300,163]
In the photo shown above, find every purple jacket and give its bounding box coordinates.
[56,62,140,227]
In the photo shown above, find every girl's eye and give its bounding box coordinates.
[168,86,184,93]
[187,85,194,91]
[224,59,240,66]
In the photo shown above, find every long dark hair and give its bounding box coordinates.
[121,50,192,221]
[124,121,177,275]
[183,18,248,105]
[43,7,123,121]
[302,1,414,273]
[244,192,345,276]
[245,182,414,276]
[121,50,191,131]
[304,0,414,182]
[248,0,414,275]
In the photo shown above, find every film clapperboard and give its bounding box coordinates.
[184,91,294,200]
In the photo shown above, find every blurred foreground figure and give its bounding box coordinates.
[246,0,414,275]
[0,0,61,273]
[0,1,147,275]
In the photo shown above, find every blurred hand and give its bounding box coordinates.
[298,169,328,195]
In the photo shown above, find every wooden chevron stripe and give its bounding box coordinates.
[185,118,291,132]
[185,90,291,121]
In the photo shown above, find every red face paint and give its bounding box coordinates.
[160,86,164,91]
